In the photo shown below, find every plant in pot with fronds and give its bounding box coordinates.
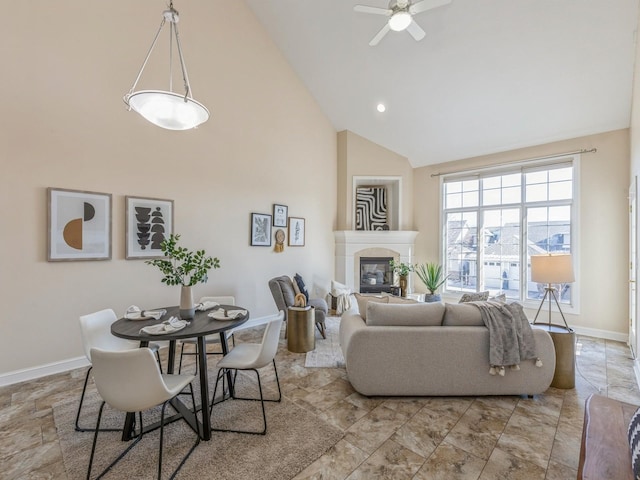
[415,262,448,303]
[146,233,220,318]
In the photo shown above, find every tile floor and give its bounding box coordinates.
[2,327,640,479]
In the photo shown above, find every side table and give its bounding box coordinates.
[533,324,575,389]
[287,306,315,353]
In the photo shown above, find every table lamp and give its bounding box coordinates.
[531,253,575,330]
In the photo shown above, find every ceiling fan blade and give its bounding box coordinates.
[409,0,452,15]
[369,23,391,46]
[354,5,392,16]
[406,20,426,41]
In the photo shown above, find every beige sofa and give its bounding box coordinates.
[339,299,556,396]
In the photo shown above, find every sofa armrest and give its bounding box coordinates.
[339,310,366,357]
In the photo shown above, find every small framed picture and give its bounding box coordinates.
[251,213,272,246]
[125,196,174,259]
[273,204,288,227]
[47,187,112,261]
[288,217,305,246]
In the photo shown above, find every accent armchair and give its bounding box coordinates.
[268,275,327,338]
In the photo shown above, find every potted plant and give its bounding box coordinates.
[389,260,414,297]
[415,262,448,303]
[146,234,220,318]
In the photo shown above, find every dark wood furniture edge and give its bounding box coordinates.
[578,393,636,480]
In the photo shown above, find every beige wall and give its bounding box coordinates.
[0,1,336,376]
[630,5,640,355]
[414,129,630,337]
[337,130,414,230]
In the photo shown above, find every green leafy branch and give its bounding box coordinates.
[389,260,414,277]
[145,234,220,287]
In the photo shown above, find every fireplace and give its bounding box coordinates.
[360,257,393,293]
[334,230,419,293]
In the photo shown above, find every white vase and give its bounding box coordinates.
[179,285,195,319]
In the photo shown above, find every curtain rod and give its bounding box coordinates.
[430,148,597,177]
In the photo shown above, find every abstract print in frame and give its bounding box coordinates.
[288,217,305,246]
[125,196,174,259]
[355,186,388,230]
[251,213,272,246]
[47,187,112,261]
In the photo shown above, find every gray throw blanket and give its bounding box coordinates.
[470,301,540,374]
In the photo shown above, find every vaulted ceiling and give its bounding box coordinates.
[245,0,639,167]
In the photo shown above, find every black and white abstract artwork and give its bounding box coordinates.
[251,212,272,246]
[125,196,173,259]
[355,187,388,230]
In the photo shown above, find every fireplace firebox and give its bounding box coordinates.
[360,257,393,293]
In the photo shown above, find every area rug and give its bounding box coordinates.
[54,382,342,480]
[304,317,345,368]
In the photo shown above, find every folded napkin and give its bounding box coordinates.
[208,309,247,321]
[196,301,220,311]
[125,305,166,320]
[139,317,188,335]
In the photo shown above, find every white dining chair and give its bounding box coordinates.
[178,295,236,374]
[87,347,199,480]
[209,311,284,435]
[76,308,163,432]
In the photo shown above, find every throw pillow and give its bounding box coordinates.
[458,291,490,303]
[294,273,309,303]
[366,302,445,326]
[489,293,507,303]
[353,293,388,320]
[628,407,640,479]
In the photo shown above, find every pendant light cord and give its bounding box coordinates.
[124,3,194,103]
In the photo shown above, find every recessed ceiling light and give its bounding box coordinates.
[376,103,386,113]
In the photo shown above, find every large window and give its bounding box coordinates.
[442,159,576,306]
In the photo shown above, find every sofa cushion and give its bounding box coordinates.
[354,293,388,319]
[366,302,445,327]
[459,291,490,303]
[442,303,484,326]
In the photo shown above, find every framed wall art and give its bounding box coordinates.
[251,213,272,246]
[47,187,112,261]
[273,204,288,227]
[125,196,174,259]
[288,217,305,246]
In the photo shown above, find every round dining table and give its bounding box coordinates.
[111,305,249,441]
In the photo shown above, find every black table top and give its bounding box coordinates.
[111,305,249,342]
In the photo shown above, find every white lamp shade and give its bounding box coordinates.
[388,11,412,31]
[530,254,575,283]
[126,91,209,130]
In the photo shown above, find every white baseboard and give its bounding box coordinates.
[0,314,279,388]
[571,326,628,343]
[0,356,90,387]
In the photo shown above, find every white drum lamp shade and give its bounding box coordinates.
[531,253,574,330]
[531,254,575,284]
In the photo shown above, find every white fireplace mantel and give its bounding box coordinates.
[334,230,419,292]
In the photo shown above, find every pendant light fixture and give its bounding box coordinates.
[123,2,209,130]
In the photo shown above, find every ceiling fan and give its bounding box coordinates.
[354,0,452,46]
